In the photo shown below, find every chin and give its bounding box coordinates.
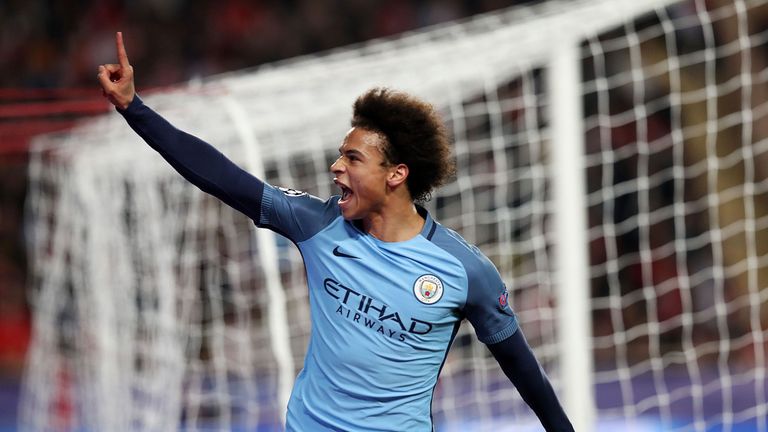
[340,205,366,222]
[340,209,360,221]
[338,204,353,219]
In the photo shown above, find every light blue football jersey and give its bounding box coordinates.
[259,184,519,432]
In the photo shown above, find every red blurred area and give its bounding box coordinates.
[0,88,111,158]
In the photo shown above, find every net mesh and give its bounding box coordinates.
[584,0,768,429]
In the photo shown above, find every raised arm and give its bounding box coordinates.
[97,32,265,221]
[487,329,574,432]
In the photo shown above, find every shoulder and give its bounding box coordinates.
[262,184,339,213]
[260,184,342,242]
[428,224,501,285]
[428,224,517,343]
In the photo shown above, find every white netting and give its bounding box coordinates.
[20,0,768,431]
[583,0,768,429]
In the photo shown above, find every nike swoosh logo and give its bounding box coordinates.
[333,246,359,259]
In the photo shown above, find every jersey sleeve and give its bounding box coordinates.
[118,95,265,221]
[258,184,341,243]
[463,250,519,345]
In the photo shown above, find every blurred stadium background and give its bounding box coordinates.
[2,0,768,431]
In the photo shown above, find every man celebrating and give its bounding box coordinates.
[98,32,573,432]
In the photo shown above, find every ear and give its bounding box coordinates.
[387,163,409,189]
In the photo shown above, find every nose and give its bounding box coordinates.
[330,156,344,174]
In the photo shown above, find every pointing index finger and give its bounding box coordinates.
[116,31,130,68]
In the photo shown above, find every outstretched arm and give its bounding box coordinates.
[97,32,265,221]
[487,329,574,432]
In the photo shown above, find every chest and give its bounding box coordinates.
[300,227,468,323]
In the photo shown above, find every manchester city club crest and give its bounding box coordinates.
[413,274,444,304]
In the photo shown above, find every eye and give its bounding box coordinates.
[341,151,362,162]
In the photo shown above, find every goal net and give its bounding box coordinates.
[19,0,768,431]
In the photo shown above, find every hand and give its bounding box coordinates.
[97,32,135,110]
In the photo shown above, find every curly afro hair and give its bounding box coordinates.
[351,87,455,203]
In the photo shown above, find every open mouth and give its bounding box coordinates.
[341,187,352,201]
[335,180,353,204]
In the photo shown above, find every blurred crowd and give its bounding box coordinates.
[1,0,537,89]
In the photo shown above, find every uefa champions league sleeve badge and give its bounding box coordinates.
[497,290,515,316]
[413,274,444,304]
[277,186,307,197]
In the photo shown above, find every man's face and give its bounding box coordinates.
[330,127,393,220]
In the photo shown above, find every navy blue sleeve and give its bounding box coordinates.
[488,329,574,432]
[462,247,519,344]
[118,95,265,221]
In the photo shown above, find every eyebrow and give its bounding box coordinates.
[338,147,366,158]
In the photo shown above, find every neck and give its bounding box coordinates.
[361,202,425,242]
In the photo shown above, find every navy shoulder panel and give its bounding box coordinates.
[429,225,518,344]
[258,184,341,243]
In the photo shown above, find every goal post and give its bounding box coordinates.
[20,0,768,431]
[550,39,595,432]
